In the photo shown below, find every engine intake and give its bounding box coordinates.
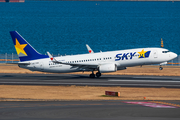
[99,63,117,73]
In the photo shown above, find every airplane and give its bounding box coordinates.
[10,31,177,78]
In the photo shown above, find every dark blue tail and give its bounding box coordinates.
[10,31,48,62]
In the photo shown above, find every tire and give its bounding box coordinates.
[89,74,95,78]
[96,72,101,78]
[159,67,163,70]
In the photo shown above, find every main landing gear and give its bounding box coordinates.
[89,71,101,78]
[89,72,95,78]
[96,72,101,78]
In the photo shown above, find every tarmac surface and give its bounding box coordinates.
[1,100,180,120]
[0,73,180,88]
[1,73,180,119]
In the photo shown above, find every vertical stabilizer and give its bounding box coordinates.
[10,31,48,62]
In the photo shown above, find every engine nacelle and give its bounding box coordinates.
[99,63,117,73]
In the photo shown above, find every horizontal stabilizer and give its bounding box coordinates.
[6,62,30,65]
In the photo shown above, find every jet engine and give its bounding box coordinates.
[99,63,117,73]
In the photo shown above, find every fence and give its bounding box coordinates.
[0,53,180,66]
[0,53,19,63]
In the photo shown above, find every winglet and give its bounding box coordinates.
[47,52,54,60]
[86,44,94,54]
[47,52,60,63]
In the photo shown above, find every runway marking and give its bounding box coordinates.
[133,77,180,80]
[124,101,177,108]
[1,82,180,87]
[108,80,180,83]
[150,101,180,108]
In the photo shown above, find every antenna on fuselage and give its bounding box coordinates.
[161,38,164,48]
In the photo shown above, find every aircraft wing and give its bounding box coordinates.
[47,52,98,69]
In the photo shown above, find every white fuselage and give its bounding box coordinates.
[19,47,177,73]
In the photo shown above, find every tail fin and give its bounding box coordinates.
[10,31,48,62]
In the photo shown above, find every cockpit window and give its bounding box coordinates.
[162,51,170,53]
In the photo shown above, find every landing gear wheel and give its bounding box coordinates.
[96,72,101,78]
[89,74,95,78]
[159,67,163,70]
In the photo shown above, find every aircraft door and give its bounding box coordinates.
[154,51,158,58]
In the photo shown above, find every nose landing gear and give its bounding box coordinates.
[159,66,163,70]
[89,71,101,78]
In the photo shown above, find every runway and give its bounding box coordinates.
[1,100,180,120]
[1,74,180,119]
[0,73,180,88]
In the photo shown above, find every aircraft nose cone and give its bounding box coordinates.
[172,52,178,59]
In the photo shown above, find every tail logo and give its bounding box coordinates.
[14,38,27,57]
[138,49,151,58]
